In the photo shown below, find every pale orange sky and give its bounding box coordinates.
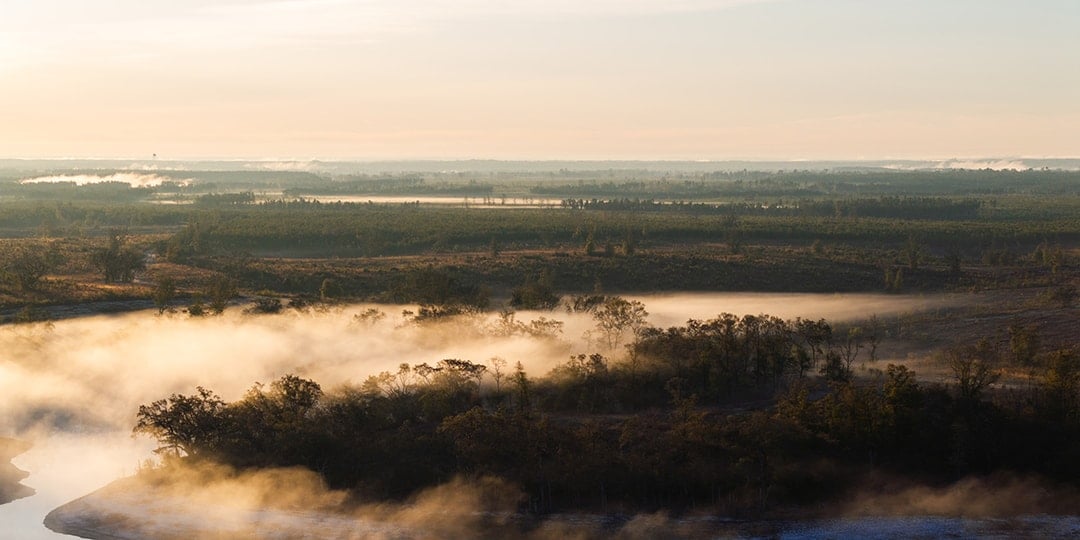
[2,0,1078,160]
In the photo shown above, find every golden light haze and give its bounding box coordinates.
[2,0,1078,160]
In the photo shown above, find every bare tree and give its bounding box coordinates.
[591,296,649,350]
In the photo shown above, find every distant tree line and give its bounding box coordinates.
[559,196,982,220]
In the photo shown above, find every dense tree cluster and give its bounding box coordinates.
[1,242,63,290]
[155,201,1077,264]
[91,231,145,283]
[133,309,1080,513]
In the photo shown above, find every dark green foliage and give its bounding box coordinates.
[187,294,207,317]
[133,387,226,457]
[537,169,1080,198]
[165,218,208,263]
[0,201,190,235]
[590,296,648,350]
[1040,348,1080,423]
[221,376,325,469]
[509,272,560,310]
[631,314,833,402]
[565,294,609,313]
[390,267,489,311]
[8,306,51,324]
[91,231,145,283]
[2,243,61,290]
[153,277,176,313]
[946,345,1001,404]
[1008,324,1040,366]
[903,236,922,270]
[245,297,283,314]
[319,277,343,301]
[134,359,1080,513]
[1043,284,1077,308]
[205,277,238,314]
[154,197,1080,261]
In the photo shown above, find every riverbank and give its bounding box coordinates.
[0,438,34,505]
[44,473,1080,539]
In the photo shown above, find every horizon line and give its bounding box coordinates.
[4,156,1080,163]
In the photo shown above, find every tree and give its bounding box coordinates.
[205,277,238,314]
[133,387,226,457]
[509,271,560,310]
[883,265,904,292]
[945,247,963,278]
[621,228,636,256]
[821,350,852,382]
[224,375,324,467]
[245,297,283,314]
[352,307,387,326]
[726,228,743,255]
[3,244,60,290]
[1041,349,1080,423]
[319,277,343,301]
[512,362,532,416]
[584,232,597,256]
[440,358,488,394]
[866,315,882,362]
[591,296,649,350]
[903,235,922,271]
[526,317,564,339]
[566,294,608,314]
[267,374,323,412]
[948,350,1000,403]
[488,357,508,393]
[187,293,207,317]
[839,326,864,370]
[153,277,177,314]
[1008,324,1039,366]
[92,231,145,283]
[364,363,416,398]
[795,318,833,373]
[1045,284,1077,309]
[883,364,920,411]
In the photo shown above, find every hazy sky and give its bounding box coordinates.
[2,0,1077,160]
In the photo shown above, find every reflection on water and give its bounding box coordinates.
[3,435,151,539]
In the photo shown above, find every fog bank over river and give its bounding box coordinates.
[1,293,959,538]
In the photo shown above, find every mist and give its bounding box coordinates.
[44,463,726,539]
[844,473,1080,518]
[17,173,190,188]
[2,293,951,435]
[626,292,958,330]
[0,292,960,538]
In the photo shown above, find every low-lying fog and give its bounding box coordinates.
[0,292,956,538]
[18,173,191,188]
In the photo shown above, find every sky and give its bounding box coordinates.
[1,0,1078,160]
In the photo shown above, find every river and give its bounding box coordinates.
[0,293,973,538]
